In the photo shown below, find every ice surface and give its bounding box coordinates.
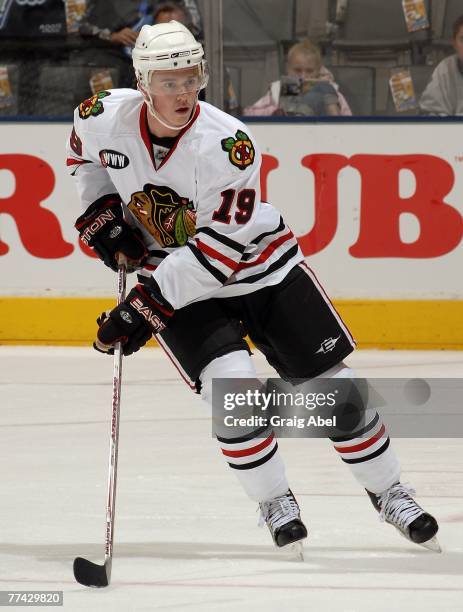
[0,347,462,611]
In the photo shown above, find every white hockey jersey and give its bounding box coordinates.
[66,89,303,310]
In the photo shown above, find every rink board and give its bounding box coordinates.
[0,120,462,347]
[0,297,461,349]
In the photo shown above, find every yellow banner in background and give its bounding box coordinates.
[0,298,461,349]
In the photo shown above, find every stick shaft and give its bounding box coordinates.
[104,262,127,571]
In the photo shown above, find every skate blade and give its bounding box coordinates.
[419,536,442,553]
[291,540,305,561]
[281,540,304,561]
[391,522,442,553]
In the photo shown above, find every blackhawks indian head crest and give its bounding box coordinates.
[221,130,255,170]
[128,184,196,248]
[78,91,111,120]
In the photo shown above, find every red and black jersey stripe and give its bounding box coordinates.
[250,216,285,246]
[196,226,246,254]
[239,217,286,263]
[234,243,299,284]
[187,241,228,284]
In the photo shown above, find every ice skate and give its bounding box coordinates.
[259,490,307,559]
[367,483,441,552]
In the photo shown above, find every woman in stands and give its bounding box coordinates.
[243,39,352,117]
[419,14,463,115]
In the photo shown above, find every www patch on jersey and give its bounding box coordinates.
[99,149,130,169]
[128,184,196,248]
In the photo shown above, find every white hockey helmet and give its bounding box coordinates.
[132,21,208,93]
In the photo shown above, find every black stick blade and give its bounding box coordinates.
[73,557,110,587]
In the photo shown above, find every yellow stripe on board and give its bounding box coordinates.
[0,297,462,349]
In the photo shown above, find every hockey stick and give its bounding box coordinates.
[73,257,127,587]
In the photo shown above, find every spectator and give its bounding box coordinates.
[153,1,190,25]
[243,39,352,117]
[419,15,463,115]
[153,0,203,40]
[77,0,154,88]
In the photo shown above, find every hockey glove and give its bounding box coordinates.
[94,280,174,356]
[75,195,148,273]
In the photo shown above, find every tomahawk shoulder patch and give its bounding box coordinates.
[78,91,111,120]
[221,130,255,170]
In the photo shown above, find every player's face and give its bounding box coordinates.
[149,67,200,127]
[287,52,320,81]
[453,25,463,60]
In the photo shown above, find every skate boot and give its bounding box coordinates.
[367,483,441,552]
[259,489,307,557]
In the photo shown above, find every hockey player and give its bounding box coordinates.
[67,21,440,554]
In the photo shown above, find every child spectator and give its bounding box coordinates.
[243,39,352,117]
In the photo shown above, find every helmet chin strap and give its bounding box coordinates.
[145,91,198,132]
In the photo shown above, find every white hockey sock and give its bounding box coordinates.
[327,365,401,494]
[201,351,289,502]
[331,411,401,493]
[216,432,288,502]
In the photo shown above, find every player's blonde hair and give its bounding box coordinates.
[287,39,322,71]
